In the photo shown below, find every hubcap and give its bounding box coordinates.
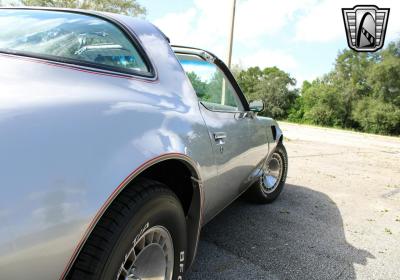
[261,152,283,194]
[117,226,174,280]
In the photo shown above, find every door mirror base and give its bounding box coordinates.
[249,100,264,113]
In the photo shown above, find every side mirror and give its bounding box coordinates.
[249,100,264,113]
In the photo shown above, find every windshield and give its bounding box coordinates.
[0,9,149,74]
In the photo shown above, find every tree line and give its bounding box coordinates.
[1,0,398,135]
[0,0,146,16]
[234,40,400,136]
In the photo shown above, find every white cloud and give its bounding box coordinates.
[236,49,320,86]
[153,8,198,44]
[295,0,400,42]
[152,0,320,85]
[153,0,400,86]
[237,49,298,71]
[235,0,315,41]
[154,0,314,59]
[154,0,230,57]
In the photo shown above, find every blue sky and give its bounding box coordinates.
[141,0,400,86]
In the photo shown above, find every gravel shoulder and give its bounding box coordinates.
[188,122,400,280]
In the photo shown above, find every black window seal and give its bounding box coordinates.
[0,7,157,80]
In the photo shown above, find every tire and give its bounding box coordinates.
[245,143,288,204]
[67,178,187,280]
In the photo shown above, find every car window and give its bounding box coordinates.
[0,9,149,74]
[177,54,244,112]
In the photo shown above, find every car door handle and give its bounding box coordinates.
[236,111,254,119]
[213,132,227,144]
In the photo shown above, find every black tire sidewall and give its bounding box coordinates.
[101,192,187,280]
[247,143,288,203]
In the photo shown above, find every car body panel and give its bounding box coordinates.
[199,105,254,221]
[0,8,282,279]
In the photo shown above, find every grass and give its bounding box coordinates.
[278,120,400,139]
[384,228,393,235]
[386,184,400,189]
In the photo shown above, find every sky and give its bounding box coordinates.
[2,0,399,86]
[140,0,400,86]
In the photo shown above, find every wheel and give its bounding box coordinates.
[67,178,187,280]
[245,143,288,203]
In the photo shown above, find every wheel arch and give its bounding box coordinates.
[61,153,203,279]
[136,157,204,268]
[271,124,283,144]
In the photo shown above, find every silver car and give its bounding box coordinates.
[0,8,288,280]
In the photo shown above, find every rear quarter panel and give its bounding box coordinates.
[0,19,216,279]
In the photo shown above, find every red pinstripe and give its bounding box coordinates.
[0,53,158,83]
[59,152,198,280]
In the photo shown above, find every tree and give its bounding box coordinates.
[353,97,400,135]
[249,67,298,119]
[331,49,375,127]
[367,41,400,107]
[236,66,263,96]
[18,0,146,16]
[288,39,400,135]
[301,78,346,127]
[186,71,208,100]
[287,80,310,122]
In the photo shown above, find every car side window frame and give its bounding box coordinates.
[0,8,156,79]
[212,56,250,112]
[176,52,249,113]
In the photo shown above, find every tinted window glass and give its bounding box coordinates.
[177,54,243,112]
[0,9,149,74]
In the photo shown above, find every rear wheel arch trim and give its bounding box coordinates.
[60,152,203,280]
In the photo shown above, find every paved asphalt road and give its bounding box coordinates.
[187,122,400,280]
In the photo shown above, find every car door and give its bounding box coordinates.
[177,53,265,221]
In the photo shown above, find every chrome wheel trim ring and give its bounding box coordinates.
[117,226,174,280]
[261,152,284,194]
